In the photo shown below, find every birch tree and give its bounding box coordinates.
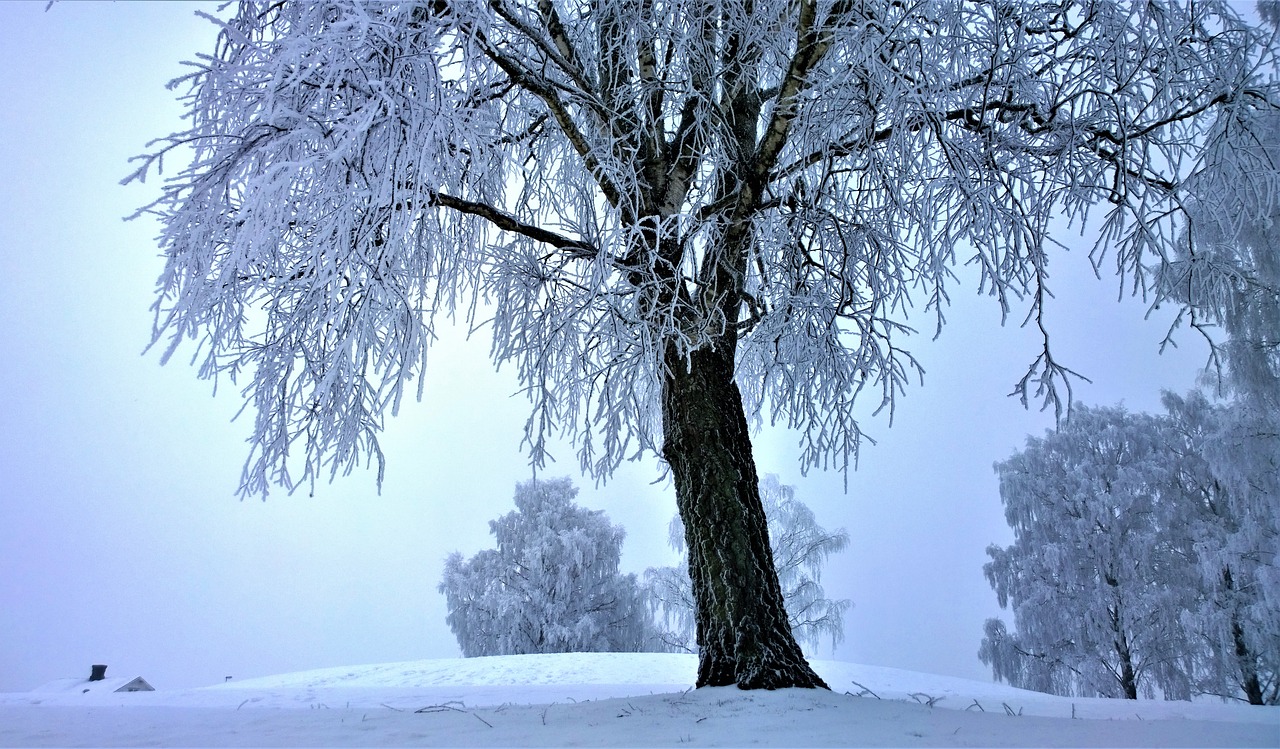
[1158,85,1279,704]
[129,0,1279,688]
[1162,392,1279,705]
[439,477,660,656]
[983,405,1198,700]
[983,397,1278,703]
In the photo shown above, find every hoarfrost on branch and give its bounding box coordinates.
[126,1,1280,496]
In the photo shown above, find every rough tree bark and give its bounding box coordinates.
[661,342,828,689]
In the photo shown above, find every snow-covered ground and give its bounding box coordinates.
[1,653,1274,747]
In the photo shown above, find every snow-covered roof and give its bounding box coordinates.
[32,676,154,694]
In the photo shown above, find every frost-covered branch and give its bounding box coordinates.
[132,0,1279,495]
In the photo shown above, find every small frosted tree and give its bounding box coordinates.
[646,475,850,654]
[640,520,699,653]
[439,478,660,656]
[982,406,1198,700]
[978,618,1071,697]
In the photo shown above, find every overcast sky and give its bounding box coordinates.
[0,1,1215,693]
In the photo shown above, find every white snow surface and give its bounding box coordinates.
[1,653,1275,747]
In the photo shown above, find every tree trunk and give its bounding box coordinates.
[1223,568,1265,706]
[1114,626,1139,700]
[1102,576,1140,700]
[1118,653,1138,700]
[1232,618,1265,705]
[661,341,828,690]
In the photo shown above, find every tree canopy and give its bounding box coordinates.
[130,0,1279,493]
[982,405,1199,699]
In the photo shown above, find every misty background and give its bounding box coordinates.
[0,1,1208,692]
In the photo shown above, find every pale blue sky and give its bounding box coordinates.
[0,1,1210,692]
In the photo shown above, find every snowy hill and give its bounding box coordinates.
[1,653,1275,746]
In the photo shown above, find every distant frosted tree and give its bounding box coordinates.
[982,406,1197,700]
[439,478,660,656]
[130,0,1278,688]
[1162,391,1279,705]
[641,517,699,653]
[983,396,1279,703]
[646,475,850,654]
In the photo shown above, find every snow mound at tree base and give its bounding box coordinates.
[1,654,1274,747]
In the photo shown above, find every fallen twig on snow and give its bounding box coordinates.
[412,701,492,728]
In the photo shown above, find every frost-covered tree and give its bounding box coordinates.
[1145,69,1280,703]
[439,477,660,656]
[983,397,1279,703]
[982,406,1198,700]
[129,0,1279,688]
[1162,391,1279,705]
[646,475,850,654]
[1147,82,1280,704]
[641,519,699,653]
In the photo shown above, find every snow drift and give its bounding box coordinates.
[1,653,1275,747]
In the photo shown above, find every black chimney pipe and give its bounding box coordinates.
[89,665,107,682]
